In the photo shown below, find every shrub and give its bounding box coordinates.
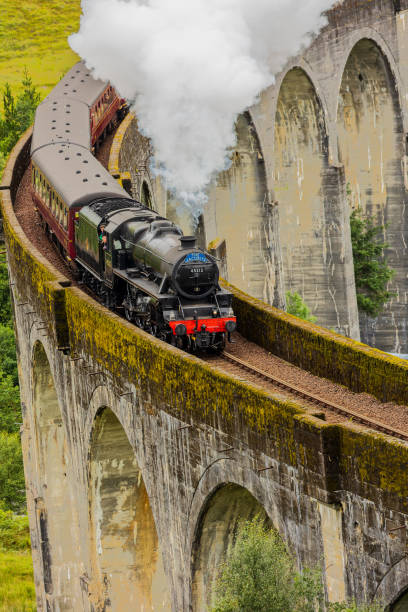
[0,432,25,512]
[0,369,21,434]
[211,517,382,612]
[211,516,324,612]
[286,291,316,323]
[0,325,18,385]
[0,503,30,551]
[0,263,11,327]
[350,209,395,317]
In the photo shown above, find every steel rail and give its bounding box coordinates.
[221,351,408,443]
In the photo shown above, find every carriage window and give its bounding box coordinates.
[64,207,68,229]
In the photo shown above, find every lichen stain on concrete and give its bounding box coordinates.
[337,38,408,352]
[89,408,171,610]
[191,484,269,612]
[205,113,276,305]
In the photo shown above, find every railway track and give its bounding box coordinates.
[220,351,408,443]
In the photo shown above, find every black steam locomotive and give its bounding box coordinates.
[30,62,236,352]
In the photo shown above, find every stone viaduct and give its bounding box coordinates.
[3,1,408,611]
[116,0,408,354]
[3,127,408,611]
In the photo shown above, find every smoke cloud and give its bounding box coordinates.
[70,0,336,214]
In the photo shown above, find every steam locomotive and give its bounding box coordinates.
[30,62,236,352]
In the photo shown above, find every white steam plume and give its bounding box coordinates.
[70,0,336,214]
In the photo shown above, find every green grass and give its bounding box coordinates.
[0,551,36,611]
[0,0,81,97]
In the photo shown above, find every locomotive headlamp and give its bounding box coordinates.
[212,309,218,317]
[175,324,187,336]
[225,320,236,333]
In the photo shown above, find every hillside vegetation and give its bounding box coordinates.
[0,0,80,96]
[0,1,82,608]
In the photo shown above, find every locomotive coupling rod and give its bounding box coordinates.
[388,525,407,533]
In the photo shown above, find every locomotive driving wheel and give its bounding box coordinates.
[124,306,133,322]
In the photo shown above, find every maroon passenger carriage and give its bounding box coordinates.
[29,62,236,352]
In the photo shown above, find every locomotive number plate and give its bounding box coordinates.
[190,267,204,273]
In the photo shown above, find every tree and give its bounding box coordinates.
[0,432,25,513]
[286,291,316,323]
[211,517,382,612]
[0,70,40,160]
[211,517,324,612]
[0,263,12,327]
[0,326,18,385]
[350,209,395,317]
[0,369,21,434]
[0,502,30,550]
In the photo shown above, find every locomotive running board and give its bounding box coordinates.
[113,267,162,300]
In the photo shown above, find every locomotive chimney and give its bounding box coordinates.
[179,236,196,249]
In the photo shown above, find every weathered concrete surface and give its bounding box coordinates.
[205,113,279,306]
[117,1,408,351]
[3,131,408,611]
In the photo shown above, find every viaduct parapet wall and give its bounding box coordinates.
[3,128,408,610]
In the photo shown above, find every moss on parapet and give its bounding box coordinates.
[0,129,70,348]
[108,112,134,188]
[224,281,408,405]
